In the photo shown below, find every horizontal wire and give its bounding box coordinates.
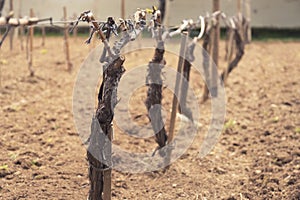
[0,16,208,33]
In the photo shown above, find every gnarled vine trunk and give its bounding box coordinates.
[221,29,245,82]
[87,56,125,200]
[145,29,168,154]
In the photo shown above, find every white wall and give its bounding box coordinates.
[2,0,300,28]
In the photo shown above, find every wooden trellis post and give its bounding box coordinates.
[179,56,192,118]
[19,18,24,50]
[237,0,242,14]
[165,32,188,166]
[27,8,34,76]
[18,0,24,51]
[237,0,244,41]
[121,0,125,19]
[179,17,205,119]
[73,25,78,40]
[9,0,14,51]
[18,0,25,51]
[202,24,212,102]
[63,7,72,72]
[245,0,252,42]
[103,127,112,200]
[169,32,188,141]
[211,0,220,97]
[41,26,46,46]
[163,0,170,27]
[72,13,78,40]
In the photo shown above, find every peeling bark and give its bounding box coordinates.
[202,26,213,102]
[145,30,168,153]
[221,29,245,82]
[179,42,195,121]
[87,56,125,200]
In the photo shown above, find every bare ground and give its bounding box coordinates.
[0,37,299,200]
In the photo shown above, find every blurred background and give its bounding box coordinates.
[1,0,300,28]
[1,0,299,40]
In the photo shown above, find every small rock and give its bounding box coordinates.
[264,131,271,136]
[270,178,279,184]
[176,192,186,197]
[284,125,294,130]
[240,149,247,155]
[14,158,31,170]
[267,182,278,191]
[255,170,262,174]
[47,118,56,123]
[112,191,117,197]
[55,161,65,166]
[32,160,42,167]
[21,161,31,169]
[172,184,177,188]
[282,102,292,107]
[7,146,19,151]
[274,154,293,167]
[265,167,273,173]
[228,146,235,152]
[287,178,297,185]
[0,170,12,178]
[33,130,45,135]
[241,125,247,129]
[293,151,300,157]
[233,143,240,147]
[5,174,14,180]
[48,157,54,161]
[214,167,227,175]
[115,181,128,189]
[262,188,268,194]
[34,175,49,180]
[14,171,21,176]
[68,132,78,136]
